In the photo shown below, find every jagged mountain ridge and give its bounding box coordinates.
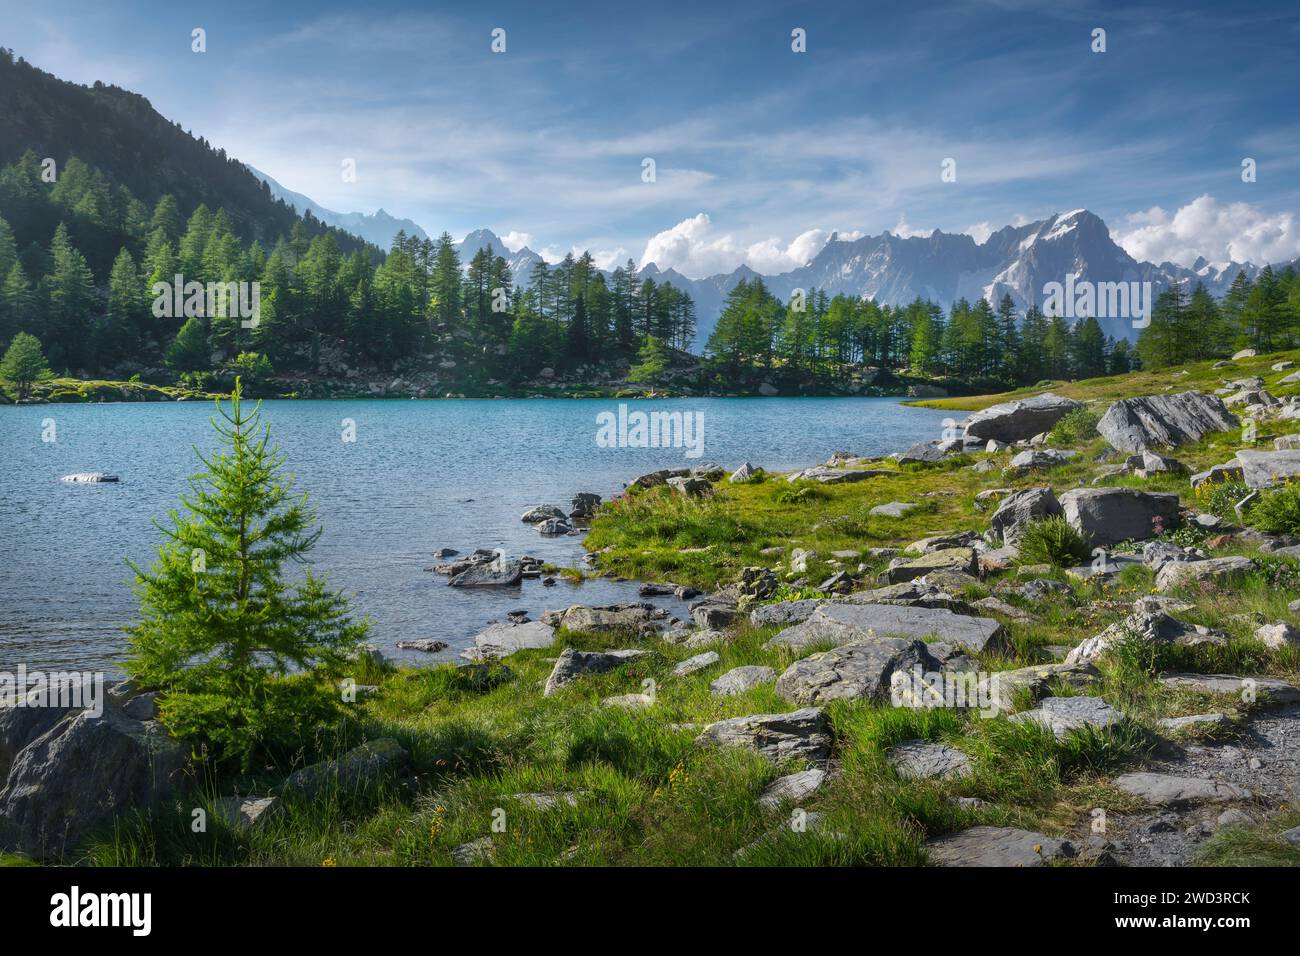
[457,212,1289,348]
[246,165,427,249]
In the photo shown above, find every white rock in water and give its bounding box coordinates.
[61,472,119,482]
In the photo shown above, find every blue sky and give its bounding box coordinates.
[4,0,1299,275]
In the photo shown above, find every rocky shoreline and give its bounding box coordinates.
[6,362,1300,866]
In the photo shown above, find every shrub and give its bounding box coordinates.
[1249,484,1300,536]
[1195,480,1251,522]
[1015,516,1092,567]
[773,482,827,505]
[1048,407,1100,445]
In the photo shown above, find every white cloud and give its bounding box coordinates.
[499,231,535,252]
[641,215,865,277]
[1114,194,1300,267]
[964,222,994,244]
[639,214,745,277]
[889,215,934,239]
[589,246,630,270]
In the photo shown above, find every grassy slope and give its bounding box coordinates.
[906,348,1300,413]
[77,350,1300,867]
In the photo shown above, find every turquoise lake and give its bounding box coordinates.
[0,396,950,671]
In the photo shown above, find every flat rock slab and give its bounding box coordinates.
[926,826,1075,867]
[1113,772,1252,806]
[870,501,922,518]
[1158,713,1229,733]
[963,393,1082,443]
[1098,391,1238,452]
[776,638,934,706]
[758,768,827,809]
[1059,487,1181,547]
[214,796,278,829]
[976,663,1102,715]
[672,651,720,677]
[1159,673,1300,704]
[1155,556,1254,592]
[767,602,1005,654]
[750,597,825,628]
[1236,449,1300,489]
[695,708,832,764]
[786,466,891,484]
[1010,696,1125,740]
[710,665,777,696]
[543,648,656,696]
[880,547,978,584]
[463,620,556,660]
[601,692,655,709]
[886,739,972,780]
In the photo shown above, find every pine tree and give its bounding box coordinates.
[165,315,211,372]
[125,380,368,768]
[0,331,50,399]
[627,335,669,388]
[42,222,96,368]
[101,246,143,361]
[0,261,35,341]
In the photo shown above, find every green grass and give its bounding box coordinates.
[72,347,1300,867]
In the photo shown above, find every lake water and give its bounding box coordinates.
[0,396,949,672]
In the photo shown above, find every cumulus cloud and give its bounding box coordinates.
[1114,195,1300,267]
[639,214,743,276]
[499,231,535,252]
[964,222,995,245]
[888,215,934,239]
[640,215,863,277]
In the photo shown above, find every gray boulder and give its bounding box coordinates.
[543,648,656,696]
[281,738,409,800]
[695,708,833,764]
[1155,556,1254,592]
[786,466,890,484]
[521,505,565,523]
[758,768,827,809]
[553,602,665,635]
[750,597,825,628]
[926,826,1075,866]
[1113,772,1251,806]
[879,547,978,584]
[710,665,777,696]
[975,662,1102,715]
[629,468,690,490]
[1066,602,1227,665]
[987,487,1063,545]
[672,651,720,677]
[1097,391,1238,452]
[963,393,1083,443]
[1236,449,1300,489]
[462,620,556,660]
[0,680,185,860]
[1006,448,1076,475]
[1010,696,1125,739]
[886,740,972,780]
[448,555,523,587]
[1158,673,1300,704]
[776,639,935,706]
[1059,486,1180,546]
[568,493,602,518]
[767,602,1006,654]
